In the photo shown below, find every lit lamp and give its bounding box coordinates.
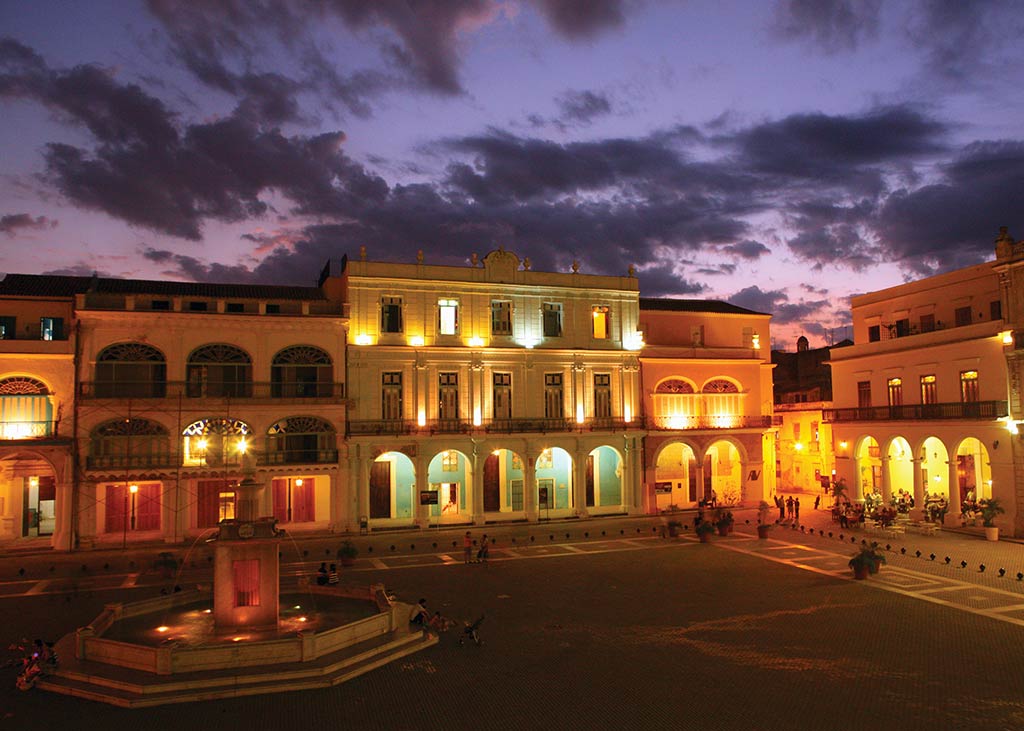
[468,336,485,348]
[129,484,138,530]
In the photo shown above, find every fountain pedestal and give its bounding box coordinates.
[213,517,280,631]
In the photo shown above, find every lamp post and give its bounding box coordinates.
[287,478,302,523]
[129,484,138,530]
[123,483,139,549]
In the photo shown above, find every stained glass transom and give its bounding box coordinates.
[0,377,48,395]
[189,344,251,364]
[97,342,165,362]
[656,379,694,394]
[272,346,332,365]
[183,418,251,436]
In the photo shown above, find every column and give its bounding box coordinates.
[911,458,925,520]
[621,436,635,514]
[524,444,538,521]
[414,454,429,528]
[573,442,589,518]
[327,472,343,533]
[53,480,73,552]
[880,456,892,503]
[471,441,484,524]
[356,450,370,527]
[946,459,961,522]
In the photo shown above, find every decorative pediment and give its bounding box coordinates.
[482,248,520,283]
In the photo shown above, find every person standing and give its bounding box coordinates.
[463,531,473,564]
[777,496,785,522]
[478,534,490,563]
[813,495,820,511]
[794,497,801,522]
[786,496,794,520]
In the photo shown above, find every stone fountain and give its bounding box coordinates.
[39,467,435,707]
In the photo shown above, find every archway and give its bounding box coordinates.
[586,446,622,510]
[0,452,58,538]
[856,437,880,499]
[920,437,950,500]
[370,451,415,520]
[654,441,698,510]
[427,449,472,519]
[955,437,991,503]
[887,437,913,504]
[482,448,525,513]
[704,440,742,505]
[535,446,573,514]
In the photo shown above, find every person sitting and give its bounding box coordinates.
[410,598,429,626]
[315,562,328,586]
[328,563,339,585]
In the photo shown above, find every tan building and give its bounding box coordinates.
[341,247,646,528]
[638,299,775,509]
[827,254,1012,532]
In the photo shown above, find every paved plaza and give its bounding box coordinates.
[1,506,1024,730]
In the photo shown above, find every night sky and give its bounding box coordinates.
[2,1,1023,347]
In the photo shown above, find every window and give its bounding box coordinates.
[493,372,511,420]
[960,370,979,403]
[857,381,871,409]
[265,303,280,314]
[441,450,459,472]
[381,296,403,333]
[991,300,1002,320]
[491,300,512,336]
[919,314,935,333]
[536,449,553,469]
[382,372,402,420]
[867,325,880,342]
[920,375,937,404]
[594,373,611,419]
[150,300,170,311]
[219,491,237,522]
[742,327,755,348]
[887,377,903,406]
[438,372,459,421]
[592,306,610,339]
[438,298,459,335]
[544,373,564,419]
[955,306,972,327]
[0,316,15,340]
[894,319,910,338]
[792,422,801,440]
[40,317,62,341]
[188,301,208,312]
[187,344,253,398]
[226,302,244,313]
[543,302,562,337]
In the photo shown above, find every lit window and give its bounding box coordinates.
[592,306,610,339]
[442,450,459,472]
[920,374,937,404]
[219,491,236,522]
[40,317,63,341]
[438,299,459,335]
[960,370,979,403]
[887,377,903,406]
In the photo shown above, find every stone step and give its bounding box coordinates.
[37,630,436,707]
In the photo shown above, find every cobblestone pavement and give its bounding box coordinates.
[1,508,1023,730]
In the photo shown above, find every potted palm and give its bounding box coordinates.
[338,540,359,566]
[980,498,1005,541]
[848,543,886,579]
[695,520,715,543]
[713,508,734,536]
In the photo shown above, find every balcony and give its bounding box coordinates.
[0,420,63,442]
[347,416,636,437]
[86,453,178,470]
[260,449,339,465]
[646,415,774,430]
[79,381,346,402]
[823,401,1008,422]
[86,449,340,470]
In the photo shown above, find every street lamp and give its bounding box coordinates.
[129,484,138,530]
[287,478,303,523]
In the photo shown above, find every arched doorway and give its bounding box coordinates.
[0,452,58,538]
[370,451,415,520]
[956,437,991,503]
[535,447,573,515]
[704,440,742,505]
[856,437,881,499]
[654,441,698,510]
[586,446,622,511]
[483,448,525,513]
[920,437,949,500]
[427,449,472,520]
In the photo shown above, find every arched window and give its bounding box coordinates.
[266,416,337,464]
[95,343,166,398]
[182,418,251,467]
[271,346,333,398]
[703,379,739,393]
[89,418,171,468]
[656,379,695,394]
[187,344,252,398]
[0,377,53,439]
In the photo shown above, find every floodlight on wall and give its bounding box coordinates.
[468,336,485,347]
[355,334,372,346]
[408,335,424,347]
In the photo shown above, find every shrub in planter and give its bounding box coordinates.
[848,543,886,579]
[713,508,734,536]
[695,521,715,543]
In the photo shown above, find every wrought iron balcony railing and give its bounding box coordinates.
[86,448,340,470]
[0,420,59,440]
[823,401,1008,422]
[646,415,774,430]
[79,381,345,400]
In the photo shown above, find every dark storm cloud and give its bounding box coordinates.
[772,0,882,52]
[0,213,56,236]
[721,240,769,260]
[873,140,1024,275]
[728,285,830,325]
[533,0,626,39]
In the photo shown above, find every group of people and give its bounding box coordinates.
[409,598,484,645]
[463,531,490,564]
[315,562,340,586]
[773,495,802,522]
[7,639,57,691]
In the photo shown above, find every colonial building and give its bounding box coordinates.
[638,298,775,510]
[826,254,1012,531]
[0,273,349,548]
[340,248,646,528]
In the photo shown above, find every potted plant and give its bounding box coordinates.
[153,551,179,580]
[695,520,715,543]
[980,498,1005,541]
[756,501,772,539]
[713,508,734,536]
[338,540,359,566]
[666,519,683,538]
[848,543,886,579]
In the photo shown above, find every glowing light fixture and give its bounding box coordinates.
[408,335,425,347]
[129,484,138,494]
[468,336,485,347]
[520,338,537,349]
[295,478,303,487]
[473,407,482,427]
[576,404,585,424]
[355,334,372,346]
[752,333,761,350]
[933,475,941,483]
[417,410,426,427]
[236,438,248,454]
[839,441,848,449]
[156,626,169,633]
[1002,331,1014,345]
[793,442,804,451]
[624,404,632,423]
[197,438,208,450]
[492,450,501,456]
[624,332,645,351]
